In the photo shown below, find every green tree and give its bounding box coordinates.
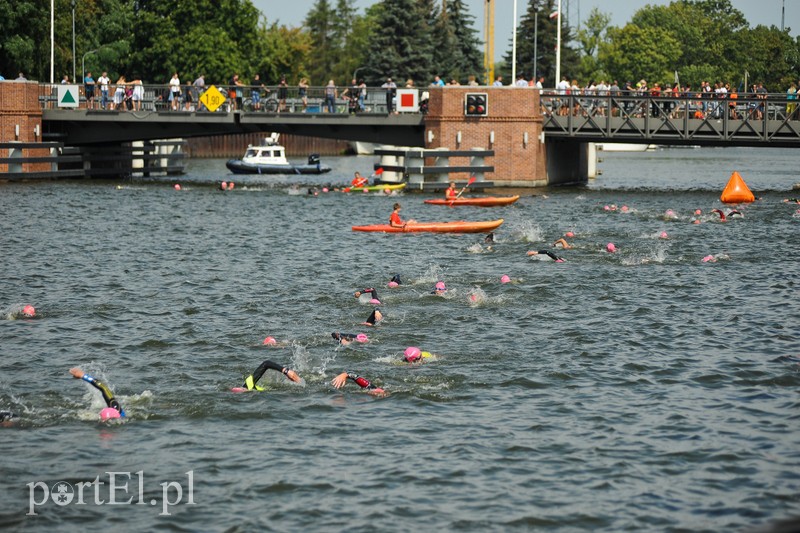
[438,0,483,83]
[599,24,682,86]
[259,23,313,84]
[576,7,610,82]
[304,0,336,84]
[363,0,434,85]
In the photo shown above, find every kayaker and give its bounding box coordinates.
[389,203,415,229]
[527,250,565,262]
[351,172,368,188]
[445,182,457,199]
[69,368,126,420]
[331,371,385,395]
[239,359,301,391]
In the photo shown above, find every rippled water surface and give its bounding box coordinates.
[2,147,799,532]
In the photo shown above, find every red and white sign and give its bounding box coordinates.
[395,89,419,112]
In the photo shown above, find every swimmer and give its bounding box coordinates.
[431,281,447,295]
[354,287,381,304]
[552,238,572,249]
[21,304,36,318]
[0,411,19,427]
[69,368,125,420]
[389,203,415,229]
[403,346,433,363]
[527,250,565,262]
[331,332,368,345]
[711,208,742,221]
[484,232,496,244]
[238,359,300,391]
[388,273,402,287]
[351,172,368,188]
[783,198,800,204]
[445,181,457,199]
[364,308,383,326]
[331,372,385,395]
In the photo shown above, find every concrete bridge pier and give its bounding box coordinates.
[546,139,594,186]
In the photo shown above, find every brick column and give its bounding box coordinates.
[0,81,47,173]
[424,87,547,186]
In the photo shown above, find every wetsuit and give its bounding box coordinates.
[365,309,382,326]
[343,373,380,391]
[332,332,359,343]
[484,232,495,243]
[389,274,402,285]
[243,359,292,391]
[537,250,564,262]
[79,374,125,417]
[356,288,380,302]
[0,411,18,424]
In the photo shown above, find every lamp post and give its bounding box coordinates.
[352,67,366,82]
[72,1,77,83]
[82,49,98,82]
[555,0,562,86]
[511,0,518,83]
[50,0,55,83]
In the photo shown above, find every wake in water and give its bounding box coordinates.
[620,244,669,266]
[504,220,544,243]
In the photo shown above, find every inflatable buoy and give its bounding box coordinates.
[720,171,754,204]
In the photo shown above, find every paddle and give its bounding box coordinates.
[450,176,477,206]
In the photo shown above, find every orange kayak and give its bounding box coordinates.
[424,195,520,207]
[352,219,504,234]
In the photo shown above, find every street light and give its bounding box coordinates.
[82,49,97,82]
[352,67,367,82]
[72,1,77,83]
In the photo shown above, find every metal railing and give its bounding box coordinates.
[37,83,411,115]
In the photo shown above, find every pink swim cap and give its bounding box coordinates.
[22,305,35,317]
[322,187,329,193]
[694,209,702,215]
[387,281,399,288]
[263,336,277,345]
[500,274,510,284]
[356,333,368,343]
[174,184,181,191]
[702,255,714,262]
[665,209,675,216]
[693,219,701,225]
[404,346,422,362]
[621,205,629,212]
[603,205,610,211]
[659,231,668,239]
[100,407,121,421]
[565,231,574,237]
[369,298,381,305]
[435,281,446,290]
[228,182,235,190]
[221,181,228,189]
[606,243,616,252]
[362,188,369,193]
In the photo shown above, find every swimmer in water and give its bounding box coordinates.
[552,238,572,249]
[711,208,742,221]
[527,250,565,262]
[388,273,402,287]
[331,372,385,395]
[354,287,381,304]
[431,281,447,295]
[0,411,19,427]
[484,232,496,243]
[332,332,368,345]
[364,308,383,326]
[69,368,125,419]
[241,359,301,391]
[389,203,415,229]
[402,346,433,363]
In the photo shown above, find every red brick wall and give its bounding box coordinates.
[424,87,546,185]
[0,82,47,173]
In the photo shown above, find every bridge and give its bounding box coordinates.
[4,82,800,184]
[36,84,800,149]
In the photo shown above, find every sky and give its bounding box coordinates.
[255,0,800,61]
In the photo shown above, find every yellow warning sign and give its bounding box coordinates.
[200,85,226,112]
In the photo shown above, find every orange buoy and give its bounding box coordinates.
[720,171,754,204]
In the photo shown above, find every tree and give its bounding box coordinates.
[304,0,336,84]
[576,7,610,82]
[599,25,682,86]
[363,0,434,85]
[438,0,483,83]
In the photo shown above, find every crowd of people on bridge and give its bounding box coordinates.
[18,69,800,120]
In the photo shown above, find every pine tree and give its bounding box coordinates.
[442,0,483,83]
[363,0,434,85]
[304,0,337,85]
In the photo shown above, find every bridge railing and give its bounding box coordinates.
[37,83,421,115]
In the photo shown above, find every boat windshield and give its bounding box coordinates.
[244,149,258,158]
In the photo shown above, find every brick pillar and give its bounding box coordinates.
[0,81,47,173]
[424,87,548,186]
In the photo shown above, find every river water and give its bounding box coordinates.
[1,147,799,532]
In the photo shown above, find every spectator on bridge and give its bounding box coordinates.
[251,74,265,111]
[169,72,181,111]
[324,80,337,113]
[492,76,504,87]
[184,81,194,111]
[277,76,289,112]
[193,75,205,111]
[61,74,70,84]
[84,71,96,109]
[358,79,367,112]
[382,77,397,114]
[229,74,243,111]
[431,75,445,87]
[131,78,144,111]
[298,78,309,112]
[467,75,479,86]
[98,72,110,109]
[112,75,127,111]
[16,72,27,81]
[342,79,360,114]
[787,82,798,119]
[515,74,528,87]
